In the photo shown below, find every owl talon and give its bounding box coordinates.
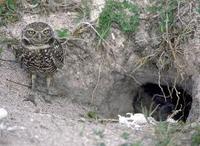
[42,94,52,104]
[23,94,37,106]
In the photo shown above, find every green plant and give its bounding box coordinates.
[0,47,3,54]
[138,0,195,75]
[74,0,91,22]
[154,122,179,146]
[197,0,200,14]
[93,129,104,138]
[147,0,178,33]
[87,111,98,119]
[121,132,130,140]
[0,0,19,26]
[97,0,140,39]
[56,28,70,38]
[81,0,91,19]
[120,142,142,146]
[191,127,200,146]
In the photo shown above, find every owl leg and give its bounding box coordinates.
[46,75,52,91]
[31,74,36,90]
[42,75,53,103]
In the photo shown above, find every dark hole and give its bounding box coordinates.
[22,39,31,46]
[132,83,192,122]
[170,37,175,44]
[47,38,54,45]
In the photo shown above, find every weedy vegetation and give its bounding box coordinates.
[0,47,3,55]
[0,0,19,26]
[121,132,130,140]
[93,129,105,138]
[56,28,70,39]
[191,126,200,146]
[133,0,196,89]
[80,0,91,20]
[120,142,142,146]
[154,122,178,146]
[147,0,178,33]
[87,111,98,119]
[97,0,140,40]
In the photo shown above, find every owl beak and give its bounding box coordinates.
[36,33,42,40]
[22,39,31,45]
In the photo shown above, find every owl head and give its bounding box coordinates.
[21,22,54,47]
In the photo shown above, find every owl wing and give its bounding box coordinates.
[11,44,25,67]
[52,38,64,69]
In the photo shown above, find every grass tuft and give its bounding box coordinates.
[191,126,200,146]
[0,0,19,26]
[97,0,140,39]
[56,28,70,38]
[147,0,178,33]
[87,111,98,119]
[155,122,172,146]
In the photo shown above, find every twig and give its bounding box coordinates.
[6,79,30,88]
[73,21,116,61]
[177,1,185,26]
[131,53,155,74]
[172,76,181,110]
[86,118,119,123]
[118,64,142,85]
[0,58,17,63]
[158,70,168,101]
[97,118,119,123]
[91,62,102,103]
[169,106,182,119]
[6,79,60,97]
[149,104,160,117]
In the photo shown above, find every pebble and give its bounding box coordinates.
[0,108,8,120]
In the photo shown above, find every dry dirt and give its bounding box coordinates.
[0,48,196,146]
[0,23,196,146]
[0,43,157,146]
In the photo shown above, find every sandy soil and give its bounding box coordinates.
[0,45,195,146]
[0,43,157,146]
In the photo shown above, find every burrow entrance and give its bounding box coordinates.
[133,82,193,122]
[98,73,193,122]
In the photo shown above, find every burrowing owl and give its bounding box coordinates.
[15,22,64,91]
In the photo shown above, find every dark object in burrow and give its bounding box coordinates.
[133,83,192,122]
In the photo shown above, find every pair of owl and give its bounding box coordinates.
[14,22,64,92]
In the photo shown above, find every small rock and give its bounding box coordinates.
[0,108,8,120]
[190,122,199,128]
[118,113,148,129]
[79,117,86,122]
[166,118,177,123]
[130,113,147,125]
[90,0,105,21]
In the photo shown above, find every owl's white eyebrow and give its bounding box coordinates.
[27,28,35,31]
[43,28,51,31]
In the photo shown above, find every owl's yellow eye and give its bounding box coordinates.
[43,29,51,35]
[27,30,36,35]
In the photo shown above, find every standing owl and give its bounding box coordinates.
[15,22,64,92]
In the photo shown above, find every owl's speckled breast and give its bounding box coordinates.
[22,47,58,74]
